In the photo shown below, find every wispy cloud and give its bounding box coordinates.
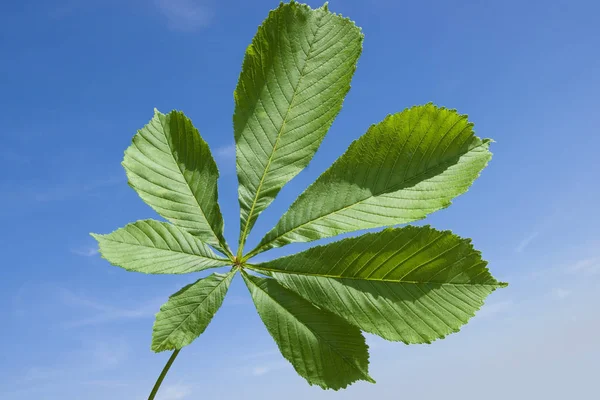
[241,349,280,361]
[71,246,99,257]
[251,366,270,376]
[250,362,288,377]
[34,176,124,202]
[516,231,539,253]
[17,337,130,385]
[213,143,236,173]
[567,257,600,276]
[156,382,192,400]
[2,175,125,207]
[215,143,235,159]
[477,300,513,318]
[238,349,287,377]
[553,288,571,299]
[155,0,213,32]
[81,380,130,388]
[58,288,160,328]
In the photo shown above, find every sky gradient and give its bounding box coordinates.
[1,0,599,399]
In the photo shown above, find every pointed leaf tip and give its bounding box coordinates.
[93,220,229,274]
[152,271,235,352]
[234,1,363,252]
[243,273,373,389]
[251,104,493,255]
[123,110,230,255]
[255,225,506,344]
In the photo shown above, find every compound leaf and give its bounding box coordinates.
[123,109,229,255]
[152,270,235,352]
[242,272,373,390]
[235,2,363,250]
[251,226,506,344]
[91,220,229,274]
[251,104,492,256]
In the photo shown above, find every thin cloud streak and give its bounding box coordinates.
[553,288,571,299]
[156,383,192,400]
[477,300,513,318]
[567,257,599,276]
[2,175,125,206]
[215,143,235,159]
[516,231,539,253]
[250,362,288,377]
[58,288,161,328]
[155,0,213,32]
[71,246,99,257]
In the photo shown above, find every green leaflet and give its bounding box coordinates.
[123,109,230,255]
[242,272,373,390]
[234,1,363,253]
[250,226,506,344]
[152,271,235,352]
[91,220,229,274]
[249,104,492,257]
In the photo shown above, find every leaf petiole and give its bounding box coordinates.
[148,349,180,400]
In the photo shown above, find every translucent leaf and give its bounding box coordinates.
[242,272,373,390]
[123,109,229,255]
[251,226,506,343]
[152,271,235,352]
[250,104,492,256]
[234,2,363,250]
[91,220,229,274]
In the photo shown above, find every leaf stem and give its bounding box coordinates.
[148,349,180,400]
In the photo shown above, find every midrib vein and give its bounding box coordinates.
[238,16,325,255]
[249,266,502,287]
[250,140,490,256]
[158,115,227,253]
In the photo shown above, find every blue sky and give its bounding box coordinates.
[1,0,599,399]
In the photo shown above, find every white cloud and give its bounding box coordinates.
[213,143,236,173]
[17,337,130,385]
[81,380,130,388]
[476,300,513,318]
[87,339,130,369]
[1,176,124,210]
[251,366,270,376]
[553,288,571,299]
[516,231,539,252]
[71,246,99,257]
[249,362,288,377]
[241,349,279,361]
[36,176,124,202]
[215,143,236,159]
[567,257,600,276]
[237,349,288,377]
[155,0,213,32]
[156,383,192,400]
[58,288,160,327]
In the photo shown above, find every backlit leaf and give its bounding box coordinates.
[251,226,506,343]
[123,109,229,255]
[242,272,373,390]
[152,271,235,352]
[251,104,492,256]
[92,220,229,274]
[235,2,363,251]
